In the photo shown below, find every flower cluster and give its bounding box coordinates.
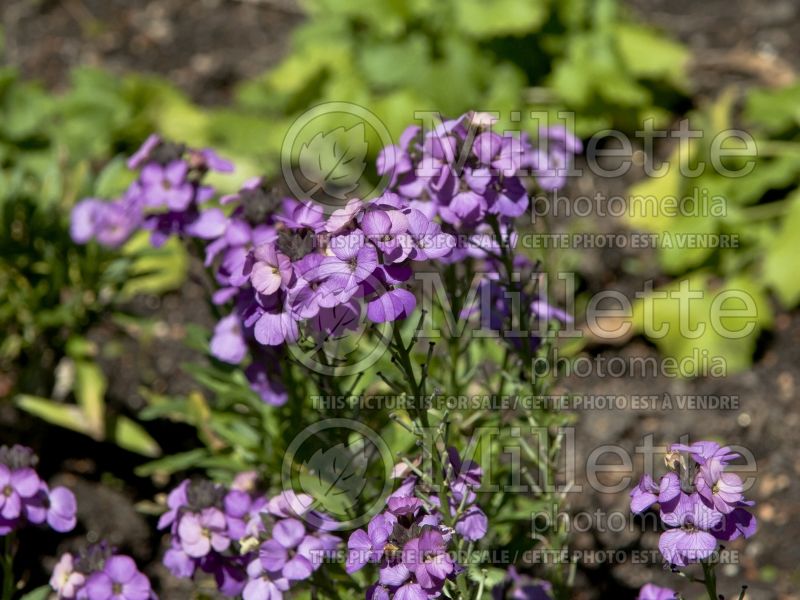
[217,190,455,349]
[159,473,339,598]
[0,444,76,535]
[460,273,573,354]
[378,112,581,259]
[630,440,757,567]
[50,544,155,600]
[71,133,461,406]
[346,448,488,600]
[637,583,678,600]
[70,134,233,249]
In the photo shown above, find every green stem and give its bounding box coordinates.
[2,533,15,600]
[701,561,717,600]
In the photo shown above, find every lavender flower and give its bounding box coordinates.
[0,445,77,535]
[50,553,86,599]
[210,314,248,364]
[658,493,721,567]
[258,518,321,581]
[159,478,339,597]
[637,583,678,600]
[402,529,454,593]
[178,507,231,558]
[630,439,757,569]
[139,161,194,211]
[85,555,153,600]
[346,449,487,599]
[50,545,155,600]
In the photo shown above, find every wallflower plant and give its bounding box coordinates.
[51,111,761,599]
[631,441,756,600]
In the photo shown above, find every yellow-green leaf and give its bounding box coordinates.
[113,416,162,458]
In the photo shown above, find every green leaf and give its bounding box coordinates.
[724,153,800,206]
[762,191,800,307]
[359,36,430,89]
[20,586,52,600]
[94,156,135,198]
[453,0,548,38]
[15,395,92,436]
[614,23,689,89]
[467,565,507,589]
[74,361,107,439]
[632,273,772,375]
[122,233,188,298]
[745,84,800,134]
[112,416,162,458]
[135,449,208,477]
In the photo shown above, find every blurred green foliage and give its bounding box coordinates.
[0,66,187,451]
[230,0,688,160]
[625,86,800,372]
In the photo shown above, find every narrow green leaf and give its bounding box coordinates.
[135,449,208,478]
[15,396,91,436]
[112,416,162,458]
[20,586,52,600]
[74,361,107,439]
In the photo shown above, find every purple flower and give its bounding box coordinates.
[250,293,300,347]
[316,231,379,304]
[711,506,757,541]
[325,199,364,234]
[140,161,194,211]
[360,208,411,263]
[658,493,722,567]
[526,127,582,191]
[70,199,140,248]
[630,474,659,514]
[164,542,196,579]
[696,471,744,514]
[185,208,229,240]
[224,489,253,540]
[177,508,231,558]
[630,472,680,514]
[50,553,86,599]
[447,447,482,504]
[26,485,78,532]
[127,134,162,169]
[402,529,454,593]
[202,555,248,597]
[210,315,248,364]
[387,496,422,517]
[637,583,677,600]
[192,148,235,174]
[405,209,454,261]
[245,360,288,406]
[454,505,488,541]
[259,518,321,581]
[0,464,39,520]
[84,555,153,600]
[366,288,416,323]
[248,243,293,296]
[243,558,288,600]
[346,513,395,573]
[158,479,189,530]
